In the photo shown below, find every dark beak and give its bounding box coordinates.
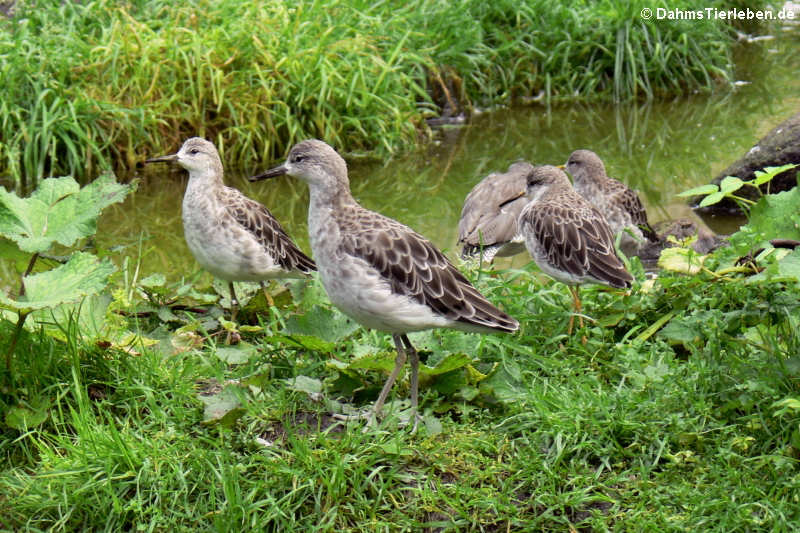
[144,153,179,164]
[249,164,288,182]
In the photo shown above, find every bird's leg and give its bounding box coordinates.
[568,285,587,344]
[259,281,275,307]
[401,334,422,434]
[225,282,241,345]
[372,334,408,418]
[567,285,584,334]
[228,282,239,323]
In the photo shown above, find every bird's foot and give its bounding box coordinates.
[399,410,423,434]
[331,409,373,422]
[332,402,419,433]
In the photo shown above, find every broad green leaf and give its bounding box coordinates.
[0,252,115,312]
[345,350,398,372]
[213,279,258,309]
[659,315,701,345]
[199,386,245,426]
[431,369,467,395]
[419,352,472,377]
[752,164,798,186]
[719,176,744,194]
[268,333,336,353]
[286,375,323,395]
[658,247,706,274]
[479,365,525,403]
[171,330,205,353]
[0,236,30,268]
[698,190,726,207]
[0,174,135,254]
[747,187,800,241]
[377,439,414,457]
[676,184,718,197]
[465,362,495,384]
[30,293,111,341]
[216,342,259,364]
[157,306,180,323]
[423,415,443,436]
[283,306,360,343]
[5,404,49,430]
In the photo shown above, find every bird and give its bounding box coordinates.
[457,161,533,263]
[564,149,658,257]
[144,137,316,332]
[518,165,633,335]
[249,139,519,430]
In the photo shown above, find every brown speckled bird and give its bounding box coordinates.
[251,139,518,430]
[145,138,316,324]
[518,165,633,334]
[458,161,533,263]
[565,149,658,257]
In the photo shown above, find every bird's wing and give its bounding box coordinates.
[607,180,658,242]
[224,188,316,274]
[339,209,519,333]
[522,199,632,288]
[458,172,528,246]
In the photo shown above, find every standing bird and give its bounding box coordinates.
[458,161,533,263]
[518,165,633,334]
[145,138,316,329]
[564,149,658,257]
[250,139,518,429]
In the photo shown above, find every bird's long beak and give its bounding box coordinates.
[556,164,566,170]
[249,164,288,182]
[145,153,178,164]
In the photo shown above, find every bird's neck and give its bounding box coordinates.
[574,175,602,196]
[306,181,357,242]
[308,180,356,213]
[186,170,225,196]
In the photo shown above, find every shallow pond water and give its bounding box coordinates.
[28,36,800,286]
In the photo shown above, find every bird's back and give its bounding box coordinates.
[315,201,519,334]
[519,186,633,289]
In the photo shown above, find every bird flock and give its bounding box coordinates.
[146,138,661,431]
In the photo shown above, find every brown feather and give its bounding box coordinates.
[225,190,317,274]
[338,208,519,333]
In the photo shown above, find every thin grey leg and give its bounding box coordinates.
[372,334,408,417]
[229,282,239,323]
[401,334,421,433]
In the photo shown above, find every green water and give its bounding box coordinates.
[77,37,800,283]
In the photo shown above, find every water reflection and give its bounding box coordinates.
[95,38,799,281]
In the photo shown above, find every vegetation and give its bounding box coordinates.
[679,164,799,217]
[0,174,135,370]
[1,169,799,530]
[0,0,770,189]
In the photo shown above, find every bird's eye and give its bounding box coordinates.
[292,154,305,163]
[189,148,199,155]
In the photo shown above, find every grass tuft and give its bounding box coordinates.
[0,0,770,189]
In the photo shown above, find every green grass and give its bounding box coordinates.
[0,0,770,189]
[1,254,799,530]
